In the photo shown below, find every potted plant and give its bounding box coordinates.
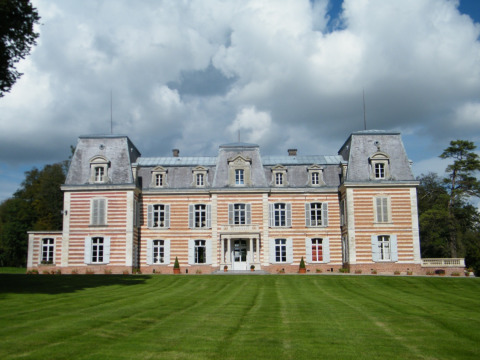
[224,265,228,272]
[250,264,255,272]
[299,256,306,273]
[173,256,180,274]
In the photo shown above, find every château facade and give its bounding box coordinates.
[27,130,465,275]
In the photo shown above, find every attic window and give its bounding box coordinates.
[89,156,110,184]
[369,152,390,180]
[227,155,252,187]
[151,166,168,188]
[307,165,325,186]
[271,165,287,187]
[192,166,208,188]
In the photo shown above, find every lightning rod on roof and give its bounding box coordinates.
[363,88,367,131]
[110,90,113,134]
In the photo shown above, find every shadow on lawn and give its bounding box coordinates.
[0,274,150,295]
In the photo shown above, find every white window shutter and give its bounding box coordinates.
[376,197,382,222]
[323,237,330,263]
[188,240,194,264]
[164,240,171,265]
[269,204,274,227]
[91,199,98,225]
[269,239,276,263]
[84,237,92,264]
[383,197,389,222]
[206,205,211,228]
[164,205,170,228]
[147,204,153,228]
[390,235,398,262]
[305,203,311,227]
[104,237,111,264]
[322,202,328,227]
[146,239,153,265]
[286,203,292,227]
[305,238,312,263]
[206,240,212,264]
[286,238,293,263]
[99,199,106,225]
[228,204,234,225]
[188,205,194,228]
[246,203,251,225]
[371,235,379,262]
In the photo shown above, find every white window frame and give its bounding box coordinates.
[91,198,107,226]
[150,166,168,188]
[146,239,171,265]
[269,238,293,263]
[371,234,398,262]
[41,238,55,264]
[374,196,391,224]
[228,203,251,225]
[305,237,330,263]
[235,169,244,185]
[269,203,292,227]
[305,202,328,227]
[271,165,288,187]
[307,165,325,186]
[189,204,212,229]
[192,166,208,188]
[147,204,171,229]
[84,236,110,264]
[89,156,110,184]
[370,152,390,180]
[188,239,212,265]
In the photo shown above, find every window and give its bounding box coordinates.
[192,166,208,188]
[311,238,323,262]
[89,156,109,184]
[271,165,287,187]
[92,237,104,263]
[375,163,385,179]
[155,174,164,187]
[188,239,211,264]
[340,199,346,226]
[371,234,398,262]
[146,239,170,265]
[306,237,330,263]
[275,172,283,185]
[189,204,211,228]
[275,239,287,262]
[229,203,251,225]
[342,236,349,263]
[375,196,390,223]
[269,203,292,227]
[41,238,54,264]
[147,204,170,228]
[307,165,324,186]
[196,173,204,186]
[153,240,165,263]
[305,202,328,227]
[91,198,107,226]
[235,169,244,185]
[369,152,390,180]
[150,166,167,188]
[84,236,110,264]
[270,238,293,263]
[95,167,105,182]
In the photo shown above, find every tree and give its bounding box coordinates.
[440,140,480,257]
[0,162,65,267]
[0,0,40,97]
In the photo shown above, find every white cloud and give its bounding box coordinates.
[1,0,480,199]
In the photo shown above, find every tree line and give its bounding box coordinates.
[0,141,479,273]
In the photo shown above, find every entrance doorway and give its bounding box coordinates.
[232,239,248,270]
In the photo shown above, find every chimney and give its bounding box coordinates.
[172,149,180,157]
[288,149,297,156]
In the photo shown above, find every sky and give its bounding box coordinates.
[1,0,480,201]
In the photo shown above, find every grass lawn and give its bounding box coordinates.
[0,275,479,360]
[0,267,26,274]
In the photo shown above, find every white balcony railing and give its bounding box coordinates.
[220,224,260,233]
[421,258,465,267]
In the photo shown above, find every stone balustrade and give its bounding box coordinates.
[421,258,465,267]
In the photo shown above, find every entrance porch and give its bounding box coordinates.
[220,232,261,271]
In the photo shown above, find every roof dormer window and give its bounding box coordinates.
[369,152,390,180]
[307,165,325,186]
[89,156,110,184]
[151,166,168,188]
[228,155,252,187]
[271,165,288,187]
[192,166,208,188]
